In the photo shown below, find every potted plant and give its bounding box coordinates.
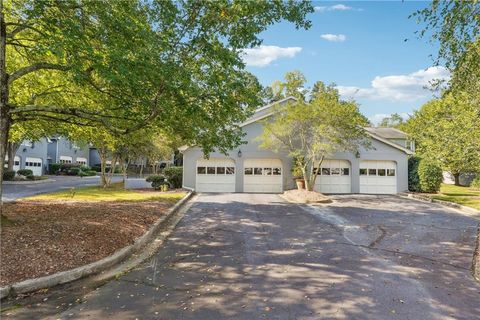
[291,158,305,190]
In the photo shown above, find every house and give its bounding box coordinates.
[180,97,414,194]
[3,137,92,176]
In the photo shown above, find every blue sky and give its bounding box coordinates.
[242,1,449,125]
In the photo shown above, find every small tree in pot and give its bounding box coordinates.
[292,156,306,190]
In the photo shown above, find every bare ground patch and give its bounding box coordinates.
[0,198,179,286]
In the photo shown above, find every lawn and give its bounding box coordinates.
[429,184,480,211]
[23,182,186,203]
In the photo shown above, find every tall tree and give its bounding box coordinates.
[0,0,314,203]
[403,93,480,186]
[378,113,405,128]
[258,77,369,191]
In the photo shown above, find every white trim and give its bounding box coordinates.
[366,132,414,155]
[253,96,297,113]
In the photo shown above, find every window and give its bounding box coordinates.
[226,167,235,174]
[342,168,349,175]
[331,168,340,175]
[254,168,262,175]
[387,169,396,176]
[197,167,206,174]
[359,168,367,175]
[14,160,20,166]
[378,169,386,176]
[273,168,281,175]
[244,167,253,175]
[313,168,319,175]
[207,167,215,174]
[264,168,272,175]
[321,168,330,175]
[217,167,225,174]
[368,169,377,176]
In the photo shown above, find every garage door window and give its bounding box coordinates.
[359,168,367,175]
[368,169,377,176]
[226,167,235,174]
[342,168,349,175]
[321,168,330,175]
[245,168,253,175]
[197,167,206,174]
[273,168,281,175]
[253,168,262,175]
[331,168,340,175]
[264,168,272,175]
[360,167,396,177]
[387,169,396,176]
[378,169,386,176]
[207,167,215,174]
[217,167,226,174]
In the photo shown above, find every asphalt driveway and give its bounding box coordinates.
[5,193,480,319]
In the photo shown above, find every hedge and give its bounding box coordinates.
[408,156,422,192]
[17,169,33,177]
[3,169,15,181]
[418,160,443,193]
[164,166,183,188]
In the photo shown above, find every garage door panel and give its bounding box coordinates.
[25,157,43,176]
[196,158,235,192]
[314,160,351,194]
[244,159,282,193]
[360,160,397,194]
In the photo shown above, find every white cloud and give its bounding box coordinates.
[241,45,302,67]
[320,34,346,42]
[337,66,450,102]
[368,113,410,126]
[315,4,361,12]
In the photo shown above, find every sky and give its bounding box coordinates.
[242,1,449,125]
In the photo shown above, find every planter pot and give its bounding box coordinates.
[295,178,305,190]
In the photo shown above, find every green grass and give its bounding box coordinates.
[22,182,186,203]
[430,183,480,211]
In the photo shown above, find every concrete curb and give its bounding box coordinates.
[399,192,480,218]
[0,191,193,300]
[2,179,55,185]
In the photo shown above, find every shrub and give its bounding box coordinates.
[49,163,61,174]
[17,169,33,177]
[67,167,81,176]
[26,174,36,180]
[164,166,183,188]
[3,169,15,181]
[408,156,422,192]
[85,170,97,176]
[418,160,443,193]
[79,165,91,171]
[91,165,102,172]
[146,175,168,190]
[470,176,480,190]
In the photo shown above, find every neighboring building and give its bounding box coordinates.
[46,137,90,167]
[365,127,415,152]
[180,97,414,194]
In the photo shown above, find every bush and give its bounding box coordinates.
[49,163,61,174]
[418,160,443,193]
[17,169,33,177]
[164,166,183,188]
[26,174,35,180]
[91,165,102,172]
[85,170,97,176]
[146,175,168,190]
[470,176,480,190]
[79,165,91,171]
[408,156,422,192]
[67,167,81,176]
[3,169,15,181]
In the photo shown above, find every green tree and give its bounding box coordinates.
[378,113,405,128]
[403,93,480,185]
[257,77,369,191]
[0,0,313,203]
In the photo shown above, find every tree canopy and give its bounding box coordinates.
[258,76,369,191]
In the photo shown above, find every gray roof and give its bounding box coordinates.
[365,127,408,139]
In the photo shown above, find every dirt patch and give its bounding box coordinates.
[0,199,177,286]
[282,189,332,204]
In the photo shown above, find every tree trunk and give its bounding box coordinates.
[473,225,480,282]
[0,4,10,214]
[6,141,19,170]
[99,147,108,188]
[453,173,461,186]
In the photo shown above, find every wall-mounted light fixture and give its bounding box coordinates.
[237,150,242,158]
[355,151,360,158]
[22,148,27,152]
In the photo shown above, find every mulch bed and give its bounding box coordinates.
[282,189,332,204]
[0,199,176,286]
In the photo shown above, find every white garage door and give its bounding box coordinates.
[244,159,282,193]
[25,157,43,176]
[4,156,21,171]
[196,158,235,192]
[59,156,73,164]
[360,160,397,194]
[314,159,351,193]
[76,157,87,165]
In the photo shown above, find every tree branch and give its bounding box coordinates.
[8,62,69,85]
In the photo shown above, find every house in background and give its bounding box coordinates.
[46,137,90,167]
[180,97,414,194]
[365,127,415,152]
